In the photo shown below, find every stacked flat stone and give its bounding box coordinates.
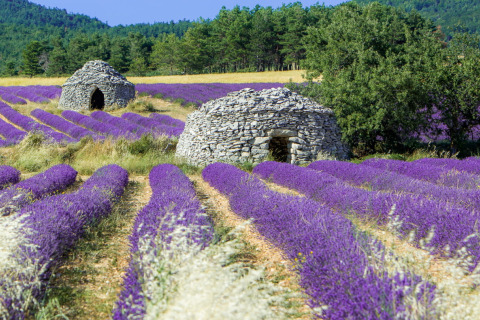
[176,87,349,165]
[59,60,135,110]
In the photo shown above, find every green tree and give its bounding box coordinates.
[427,32,480,153]
[22,40,45,77]
[46,37,67,76]
[302,2,439,154]
[151,33,182,74]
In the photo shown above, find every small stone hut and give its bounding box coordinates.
[176,87,349,165]
[59,60,135,110]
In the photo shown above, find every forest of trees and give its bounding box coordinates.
[3,0,480,76]
[9,2,333,76]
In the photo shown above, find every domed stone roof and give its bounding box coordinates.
[63,60,132,87]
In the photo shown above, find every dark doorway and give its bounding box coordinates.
[269,137,289,162]
[91,88,105,110]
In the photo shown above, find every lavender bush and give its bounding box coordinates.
[415,158,480,175]
[31,109,101,141]
[121,113,183,137]
[61,110,126,138]
[0,164,77,217]
[0,102,76,144]
[204,162,436,319]
[113,164,212,319]
[0,164,128,319]
[149,113,185,129]
[362,158,480,189]
[90,111,149,138]
[308,160,480,212]
[136,83,284,107]
[0,88,27,105]
[0,118,27,145]
[254,161,480,272]
[0,166,20,190]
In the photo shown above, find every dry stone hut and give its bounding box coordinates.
[59,60,135,110]
[176,87,349,165]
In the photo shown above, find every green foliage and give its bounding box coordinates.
[302,2,440,155]
[356,0,480,36]
[22,41,46,77]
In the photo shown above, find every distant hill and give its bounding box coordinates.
[355,0,480,35]
[0,0,192,70]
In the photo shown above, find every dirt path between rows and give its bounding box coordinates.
[189,174,313,319]
[42,175,151,319]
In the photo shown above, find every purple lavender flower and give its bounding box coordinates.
[31,109,102,140]
[362,158,480,189]
[113,164,212,319]
[0,164,77,216]
[135,83,285,107]
[0,166,20,190]
[0,117,27,144]
[121,112,183,137]
[61,110,127,138]
[0,88,27,104]
[90,111,149,138]
[0,101,76,144]
[204,162,436,319]
[0,165,128,319]
[255,161,480,272]
[149,113,185,129]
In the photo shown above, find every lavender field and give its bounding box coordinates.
[1,157,480,319]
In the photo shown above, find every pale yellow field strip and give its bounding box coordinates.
[0,70,314,86]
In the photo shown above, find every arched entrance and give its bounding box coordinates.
[268,137,289,162]
[91,88,105,110]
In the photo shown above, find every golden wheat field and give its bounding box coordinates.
[0,70,308,86]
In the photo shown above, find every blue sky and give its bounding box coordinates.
[30,0,348,26]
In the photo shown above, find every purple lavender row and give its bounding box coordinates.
[0,166,20,190]
[0,164,77,217]
[0,88,27,104]
[136,83,284,106]
[31,109,102,141]
[414,158,480,175]
[61,110,127,138]
[0,117,26,144]
[0,165,128,319]
[254,161,480,272]
[0,102,76,144]
[113,164,213,319]
[121,112,183,137]
[204,162,436,318]
[362,158,480,189]
[90,111,149,138]
[1,86,50,104]
[308,160,480,212]
[149,113,185,129]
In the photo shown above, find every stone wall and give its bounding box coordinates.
[176,88,349,165]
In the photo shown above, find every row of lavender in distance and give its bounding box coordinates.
[61,110,126,138]
[308,159,480,212]
[121,112,183,137]
[0,118,26,145]
[0,166,20,190]
[254,161,480,272]
[0,86,61,104]
[0,102,76,144]
[0,87,27,105]
[361,158,480,189]
[90,110,149,138]
[136,83,284,106]
[31,109,102,141]
[0,164,77,217]
[414,157,480,175]
[0,164,128,319]
[113,164,212,319]
[203,162,436,319]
